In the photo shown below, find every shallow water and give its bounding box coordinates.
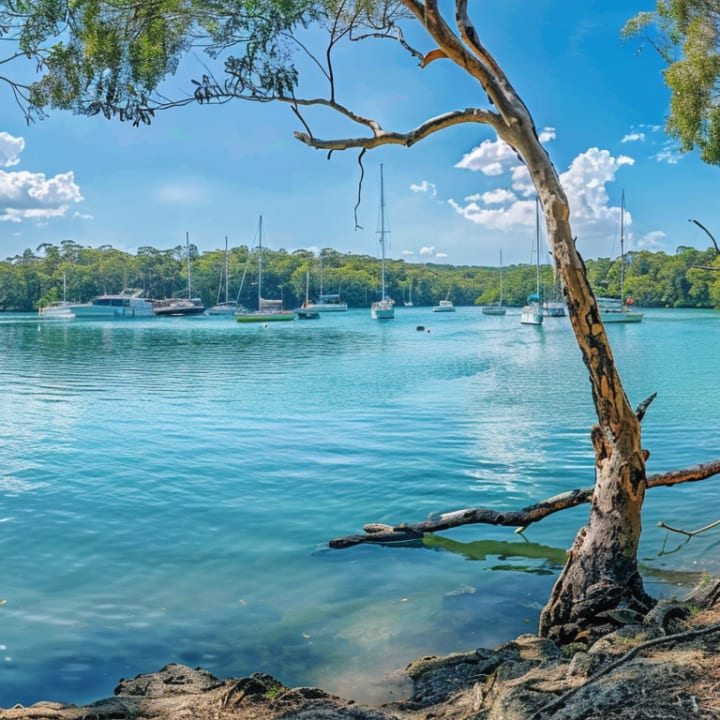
[0,307,718,705]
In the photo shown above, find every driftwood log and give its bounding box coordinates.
[329,460,720,549]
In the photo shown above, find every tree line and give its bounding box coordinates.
[1,239,718,313]
[0,240,720,312]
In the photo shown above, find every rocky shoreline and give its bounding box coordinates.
[2,587,719,720]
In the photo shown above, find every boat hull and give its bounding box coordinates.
[601,311,644,323]
[521,304,543,325]
[300,304,347,312]
[236,312,296,323]
[371,300,395,320]
[39,302,75,319]
[482,306,506,316]
[207,302,244,315]
[153,299,206,316]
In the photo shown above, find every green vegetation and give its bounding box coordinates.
[624,1,720,165]
[4,241,720,313]
[3,240,719,313]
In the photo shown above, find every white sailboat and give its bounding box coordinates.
[521,197,544,326]
[598,191,643,324]
[432,290,455,312]
[39,272,74,319]
[370,164,395,320]
[208,236,244,315]
[482,250,507,315]
[298,255,348,312]
[236,216,296,323]
[404,278,414,307]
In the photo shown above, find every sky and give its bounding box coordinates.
[1,1,718,268]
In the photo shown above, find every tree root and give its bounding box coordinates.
[529,622,720,719]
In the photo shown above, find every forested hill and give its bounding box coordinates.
[1,241,719,312]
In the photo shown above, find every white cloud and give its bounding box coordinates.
[401,249,415,256]
[622,132,645,143]
[448,138,647,251]
[410,180,437,197]
[479,188,516,205]
[455,136,520,175]
[0,132,25,167]
[73,211,94,220]
[419,245,435,255]
[653,143,683,164]
[636,230,665,250]
[435,252,448,258]
[455,127,556,176]
[155,180,211,205]
[0,170,84,223]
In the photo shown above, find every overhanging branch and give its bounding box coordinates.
[294,106,500,150]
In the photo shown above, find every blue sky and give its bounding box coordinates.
[1,1,718,267]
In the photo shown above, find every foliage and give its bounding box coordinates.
[624,1,720,164]
[4,240,719,313]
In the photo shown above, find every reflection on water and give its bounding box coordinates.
[0,308,719,706]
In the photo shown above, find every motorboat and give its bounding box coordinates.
[70,290,154,318]
[432,299,455,312]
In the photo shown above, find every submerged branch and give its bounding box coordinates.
[328,459,720,549]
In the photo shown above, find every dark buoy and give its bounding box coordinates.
[416,325,425,332]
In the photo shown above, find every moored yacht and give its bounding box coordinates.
[432,299,455,312]
[69,290,154,318]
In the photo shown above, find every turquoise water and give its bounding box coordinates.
[1,307,719,706]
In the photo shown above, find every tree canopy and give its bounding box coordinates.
[624,0,720,164]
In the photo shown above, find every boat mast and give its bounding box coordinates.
[619,190,625,302]
[499,250,503,305]
[379,164,387,300]
[186,231,192,300]
[535,197,541,299]
[224,236,229,304]
[257,216,263,307]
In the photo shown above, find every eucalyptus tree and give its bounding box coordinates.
[624,0,720,165]
[18,1,720,642]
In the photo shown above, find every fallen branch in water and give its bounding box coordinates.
[328,459,720,549]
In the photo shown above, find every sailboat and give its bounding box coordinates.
[153,232,206,316]
[208,236,244,315]
[521,197,544,325]
[39,272,75,319]
[298,255,347,312]
[370,164,395,320]
[296,269,320,319]
[236,216,296,323]
[404,278,414,307]
[598,191,643,324]
[482,250,507,315]
[432,289,455,312]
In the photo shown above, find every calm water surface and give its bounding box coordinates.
[0,307,719,705]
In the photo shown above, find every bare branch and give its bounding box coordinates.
[294,106,500,151]
[328,459,720,549]
[635,392,657,422]
[647,460,720,488]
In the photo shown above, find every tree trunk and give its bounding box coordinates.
[501,119,655,642]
